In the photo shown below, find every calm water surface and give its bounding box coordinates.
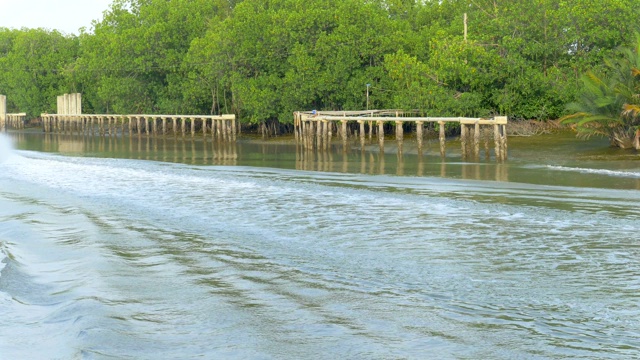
[1,131,639,359]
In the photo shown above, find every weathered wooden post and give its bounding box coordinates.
[231,117,237,142]
[494,123,502,161]
[181,117,186,137]
[150,117,156,136]
[322,120,329,150]
[484,126,490,159]
[439,121,446,157]
[377,120,384,150]
[0,95,6,132]
[191,117,196,137]
[460,123,468,157]
[340,120,347,151]
[107,116,113,137]
[202,118,208,139]
[359,120,365,150]
[161,117,167,135]
[98,116,105,136]
[416,121,424,152]
[474,121,480,157]
[135,116,141,136]
[501,124,508,160]
[293,113,298,144]
[395,121,404,154]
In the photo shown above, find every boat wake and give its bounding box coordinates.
[0,134,15,164]
[547,165,640,179]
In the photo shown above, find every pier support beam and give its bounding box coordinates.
[460,124,468,157]
[395,121,404,154]
[474,122,480,157]
[359,120,365,150]
[416,121,424,152]
[439,121,446,157]
[0,95,6,132]
[377,121,384,150]
[341,120,348,150]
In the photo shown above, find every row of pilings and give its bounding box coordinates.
[41,114,238,142]
[1,113,27,131]
[293,111,508,161]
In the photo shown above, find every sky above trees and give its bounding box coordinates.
[0,0,111,35]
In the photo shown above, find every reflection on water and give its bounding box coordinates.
[8,130,640,190]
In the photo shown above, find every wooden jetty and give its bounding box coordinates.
[40,113,238,142]
[1,113,27,130]
[1,94,27,131]
[293,110,508,160]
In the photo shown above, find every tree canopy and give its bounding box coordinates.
[0,0,638,124]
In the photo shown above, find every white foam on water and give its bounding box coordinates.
[547,165,640,178]
[0,133,15,164]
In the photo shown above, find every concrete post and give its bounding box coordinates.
[0,95,6,132]
[439,121,446,157]
[416,121,424,152]
[395,121,404,155]
[70,93,77,115]
[75,93,82,115]
[358,120,365,149]
[63,94,70,115]
[377,120,384,150]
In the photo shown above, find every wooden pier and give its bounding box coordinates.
[40,114,238,142]
[1,113,27,130]
[293,110,508,160]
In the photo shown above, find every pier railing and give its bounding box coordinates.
[41,114,238,142]
[294,111,508,160]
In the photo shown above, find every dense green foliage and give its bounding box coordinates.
[563,34,640,149]
[1,0,639,126]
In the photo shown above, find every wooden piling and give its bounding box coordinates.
[377,120,384,150]
[474,122,480,157]
[494,124,501,161]
[341,120,348,150]
[501,124,508,160]
[231,118,237,141]
[396,121,404,154]
[439,121,446,157]
[460,124,467,157]
[359,120,365,149]
[416,121,424,152]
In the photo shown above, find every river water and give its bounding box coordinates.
[1,131,639,359]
